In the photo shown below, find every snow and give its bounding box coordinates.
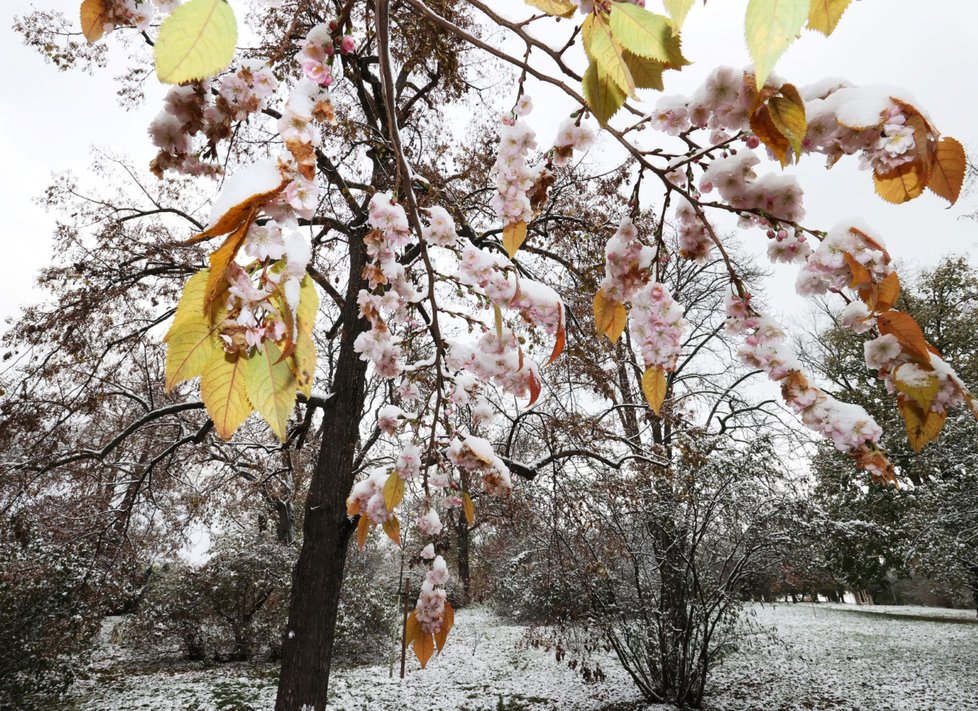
[206,158,284,229]
[70,604,978,710]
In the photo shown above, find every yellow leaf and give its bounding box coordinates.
[807,0,852,36]
[873,163,925,204]
[767,84,807,160]
[523,0,576,17]
[291,330,317,398]
[296,276,319,336]
[164,318,223,392]
[898,398,946,453]
[893,364,940,412]
[582,14,636,97]
[461,491,475,526]
[165,269,211,343]
[663,0,695,33]
[356,513,370,550]
[434,601,454,653]
[641,366,667,415]
[927,137,966,205]
[503,221,527,258]
[608,3,686,67]
[200,351,252,440]
[413,631,435,668]
[383,516,401,546]
[80,0,108,43]
[384,473,405,511]
[749,106,791,167]
[404,610,422,648]
[582,62,627,126]
[593,289,627,343]
[744,0,808,89]
[155,0,238,84]
[493,304,504,342]
[623,51,665,91]
[204,209,255,307]
[243,341,297,441]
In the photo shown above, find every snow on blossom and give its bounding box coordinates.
[446,435,513,497]
[422,206,457,247]
[600,218,653,303]
[418,509,443,536]
[629,283,687,371]
[552,117,595,166]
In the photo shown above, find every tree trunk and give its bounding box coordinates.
[275,231,369,710]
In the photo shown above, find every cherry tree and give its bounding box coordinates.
[10,0,978,708]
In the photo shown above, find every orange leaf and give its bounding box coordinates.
[461,491,475,526]
[593,289,627,343]
[383,516,401,546]
[842,252,873,291]
[750,105,791,167]
[404,610,422,648]
[503,221,528,258]
[413,632,435,668]
[641,366,667,415]
[434,601,454,653]
[877,311,932,365]
[547,313,566,366]
[204,207,256,307]
[527,368,542,407]
[356,514,370,550]
[346,497,361,517]
[192,178,288,243]
[80,0,108,43]
[874,272,901,313]
[873,162,925,204]
[927,137,966,205]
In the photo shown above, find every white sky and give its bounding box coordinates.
[1,0,976,326]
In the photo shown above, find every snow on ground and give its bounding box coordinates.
[71,604,978,710]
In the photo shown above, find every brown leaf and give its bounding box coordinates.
[873,272,901,312]
[80,0,108,43]
[204,207,256,307]
[413,632,435,669]
[546,314,566,366]
[842,252,873,291]
[527,368,542,407]
[404,610,422,648]
[191,179,287,243]
[767,83,807,160]
[927,137,966,205]
[750,105,791,166]
[461,492,475,526]
[877,310,932,365]
[356,514,370,550]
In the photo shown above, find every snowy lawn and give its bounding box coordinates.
[70,604,978,710]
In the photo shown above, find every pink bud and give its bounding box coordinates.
[340,35,356,54]
[745,135,760,149]
[324,44,335,56]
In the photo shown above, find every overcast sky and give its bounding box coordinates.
[2,0,976,327]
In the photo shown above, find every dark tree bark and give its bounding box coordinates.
[274,228,369,711]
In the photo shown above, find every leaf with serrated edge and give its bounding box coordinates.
[593,288,627,343]
[877,311,932,365]
[807,0,852,36]
[201,351,252,440]
[80,0,108,43]
[244,341,297,441]
[291,331,317,397]
[874,163,925,204]
[583,62,627,126]
[165,319,223,392]
[745,0,808,89]
[155,0,238,84]
[523,0,576,18]
[893,364,940,412]
[204,209,255,307]
[927,137,966,205]
[165,269,212,344]
[296,276,319,335]
[623,51,665,91]
[582,14,636,97]
[642,366,668,415]
[609,3,686,67]
[750,106,791,166]
[356,514,370,550]
[384,473,405,511]
[663,0,694,33]
[404,610,422,648]
[547,315,566,366]
[898,398,946,452]
[503,221,527,258]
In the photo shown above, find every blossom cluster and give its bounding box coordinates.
[491,114,539,226]
[630,282,687,371]
[726,292,886,470]
[863,338,973,416]
[347,469,395,525]
[552,117,595,166]
[447,328,541,402]
[296,22,357,88]
[796,220,892,297]
[446,435,513,497]
[599,218,653,303]
[415,553,450,635]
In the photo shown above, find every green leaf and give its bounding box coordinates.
[745,0,808,89]
[582,14,635,97]
[663,0,695,33]
[608,3,686,68]
[807,0,852,36]
[523,0,576,18]
[583,62,626,126]
[155,0,237,84]
[244,341,298,441]
[201,351,252,440]
[623,51,665,91]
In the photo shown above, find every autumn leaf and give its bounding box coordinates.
[807,0,852,35]
[292,331,317,398]
[155,0,238,84]
[893,364,940,412]
[642,366,668,415]
[243,341,298,441]
[873,163,925,204]
[165,269,211,342]
[927,137,966,205]
[384,473,405,511]
[547,315,566,366]
[898,398,946,453]
[204,209,255,307]
[192,162,287,242]
[593,289,628,343]
[200,351,252,439]
[583,63,627,126]
[356,513,370,550]
[404,610,422,648]
[164,318,223,392]
[503,221,527,258]
[296,276,319,335]
[608,3,686,68]
[80,0,108,43]
[842,252,873,291]
[877,310,932,365]
[434,601,454,652]
[382,516,401,546]
[745,0,808,89]
[582,13,636,97]
[663,0,695,33]
[767,83,807,159]
[413,631,435,668]
[461,491,475,526]
[527,368,542,407]
[523,0,576,17]
[749,106,791,167]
